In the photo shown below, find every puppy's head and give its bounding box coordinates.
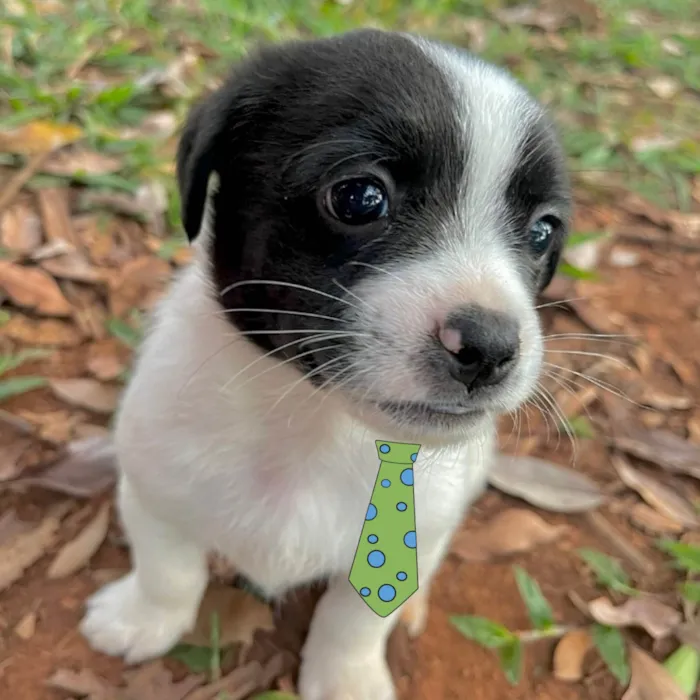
[178,29,571,439]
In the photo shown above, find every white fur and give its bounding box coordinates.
[81,40,545,700]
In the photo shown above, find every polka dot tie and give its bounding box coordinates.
[349,440,421,617]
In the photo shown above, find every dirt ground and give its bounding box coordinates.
[1,190,699,700]
[1,1,700,699]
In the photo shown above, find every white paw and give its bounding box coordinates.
[80,573,197,664]
[298,648,396,700]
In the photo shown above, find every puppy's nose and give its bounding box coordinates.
[438,306,520,389]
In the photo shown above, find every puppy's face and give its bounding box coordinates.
[178,30,571,439]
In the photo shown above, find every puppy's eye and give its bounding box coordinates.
[528,216,558,256]
[326,177,389,226]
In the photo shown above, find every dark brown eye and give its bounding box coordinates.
[529,215,559,256]
[326,177,389,226]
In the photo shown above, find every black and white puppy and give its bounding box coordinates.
[81,29,570,700]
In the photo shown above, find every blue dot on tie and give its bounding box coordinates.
[397,502,407,512]
[378,584,396,602]
[366,504,377,520]
[411,453,418,462]
[404,530,417,549]
[368,550,385,568]
[381,479,391,488]
[397,571,408,581]
[400,469,414,486]
[368,534,378,544]
[379,444,390,454]
[360,587,371,597]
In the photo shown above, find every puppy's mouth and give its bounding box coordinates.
[374,400,487,420]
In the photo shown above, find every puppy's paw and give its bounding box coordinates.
[298,648,395,700]
[80,573,196,664]
[400,590,429,638]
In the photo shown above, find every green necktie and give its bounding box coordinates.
[349,440,421,617]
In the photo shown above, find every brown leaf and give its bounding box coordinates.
[451,508,568,562]
[15,435,116,497]
[49,378,120,415]
[0,509,30,547]
[675,623,700,653]
[0,201,42,253]
[86,340,127,381]
[48,661,204,700]
[588,596,681,640]
[494,4,566,32]
[36,187,79,247]
[488,454,605,513]
[181,583,275,650]
[42,148,122,177]
[613,456,699,528]
[638,387,693,412]
[184,661,264,700]
[3,315,83,347]
[0,120,82,155]
[0,438,33,481]
[18,408,77,445]
[0,260,71,315]
[14,610,37,640]
[0,506,68,592]
[630,503,684,535]
[108,255,171,317]
[622,645,688,700]
[554,629,593,682]
[612,428,700,480]
[40,250,106,284]
[47,501,110,578]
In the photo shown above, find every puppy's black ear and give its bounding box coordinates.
[176,95,225,241]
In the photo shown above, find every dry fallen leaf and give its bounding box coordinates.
[49,378,120,415]
[47,501,110,578]
[0,503,70,592]
[0,438,33,481]
[554,629,593,682]
[47,661,204,700]
[14,610,37,640]
[622,645,689,700]
[37,187,79,247]
[0,260,72,315]
[0,120,82,155]
[613,456,699,529]
[0,201,42,254]
[451,508,568,562]
[494,4,566,32]
[2,315,83,347]
[86,339,127,381]
[185,661,264,700]
[42,148,122,177]
[612,429,700,480]
[638,388,693,412]
[630,503,684,535]
[15,435,116,497]
[108,255,171,317]
[0,509,30,547]
[181,583,275,650]
[40,250,106,284]
[588,596,682,640]
[489,454,605,513]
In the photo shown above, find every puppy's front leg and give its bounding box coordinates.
[81,477,208,664]
[299,533,451,700]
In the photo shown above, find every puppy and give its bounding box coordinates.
[81,29,570,700]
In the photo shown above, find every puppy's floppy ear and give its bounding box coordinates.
[176,94,227,242]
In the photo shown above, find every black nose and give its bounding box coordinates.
[438,306,520,390]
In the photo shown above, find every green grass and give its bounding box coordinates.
[1,0,698,231]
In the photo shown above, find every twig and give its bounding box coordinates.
[584,511,656,575]
[616,230,700,253]
[0,151,53,215]
[516,625,579,643]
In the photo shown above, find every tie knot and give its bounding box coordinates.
[375,440,421,464]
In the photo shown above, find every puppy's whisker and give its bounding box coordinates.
[332,278,375,313]
[347,260,404,283]
[544,332,634,341]
[545,349,631,369]
[265,352,354,418]
[219,279,363,313]
[535,296,588,310]
[220,333,348,393]
[543,362,640,406]
[216,308,349,324]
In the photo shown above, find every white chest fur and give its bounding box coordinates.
[113,264,494,596]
